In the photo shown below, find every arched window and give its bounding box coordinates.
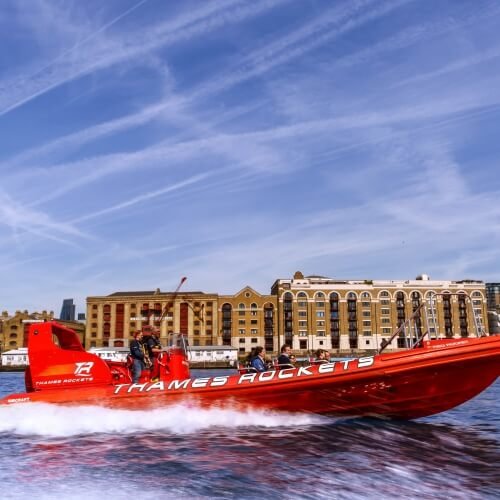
[222,303,232,346]
[329,292,340,349]
[347,293,358,349]
[442,292,453,338]
[263,303,274,351]
[283,292,293,342]
[250,303,258,316]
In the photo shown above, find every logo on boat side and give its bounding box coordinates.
[74,362,94,377]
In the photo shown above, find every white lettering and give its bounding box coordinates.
[258,371,276,382]
[211,376,229,387]
[357,356,374,368]
[297,366,313,377]
[318,362,335,374]
[278,368,295,379]
[341,359,352,370]
[146,381,165,392]
[168,379,191,390]
[114,384,128,394]
[191,377,210,388]
[238,373,257,384]
[7,397,30,403]
[128,383,147,393]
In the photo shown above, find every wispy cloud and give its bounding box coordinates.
[0,0,291,117]
[2,0,500,312]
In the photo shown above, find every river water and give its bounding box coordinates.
[0,371,498,499]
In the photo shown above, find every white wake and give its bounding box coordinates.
[0,402,329,437]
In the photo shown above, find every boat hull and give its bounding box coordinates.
[3,336,499,420]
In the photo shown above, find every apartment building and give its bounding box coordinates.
[84,272,488,354]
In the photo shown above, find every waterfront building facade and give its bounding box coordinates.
[218,286,278,354]
[85,272,488,355]
[1,347,28,366]
[485,283,500,334]
[0,310,54,352]
[271,272,488,353]
[86,289,218,350]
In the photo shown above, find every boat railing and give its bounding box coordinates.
[378,292,486,354]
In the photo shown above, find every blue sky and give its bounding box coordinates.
[1,0,500,315]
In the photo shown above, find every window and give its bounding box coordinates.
[315,302,325,308]
[382,318,391,324]
[239,348,245,353]
[194,330,200,335]
[317,331,325,336]
[251,329,258,334]
[362,311,370,317]
[239,339,245,343]
[316,311,325,318]
[363,331,372,336]
[362,320,371,326]
[251,319,258,325]
[365,340,370,346]
[382,327,392,334]
[362,302,370,307]
[380,291,390,297]
[238,320,245,325]
[251,338,258,343]
[317,321,325,326]
[298,311,307,317]
[239,329,245,334]
[299,331,307,336]
[298,301,308,308]
[380,299,390,305]
[381,308,390,315]
[298,321,307,327]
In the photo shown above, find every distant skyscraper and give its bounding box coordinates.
[77,313,86,321]
[60,299,76,321]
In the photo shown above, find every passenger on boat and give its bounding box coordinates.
[130,331,149,383]
[250,346,267,372]
[314,349,327,364]
[324,351,331,363]
[277,344,293,369]
[146,329,162,382]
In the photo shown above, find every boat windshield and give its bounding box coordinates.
[168,332,189,354]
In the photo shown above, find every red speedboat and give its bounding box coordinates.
[1,321,499,419]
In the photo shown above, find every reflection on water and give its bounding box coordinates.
[0,372,498,499]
